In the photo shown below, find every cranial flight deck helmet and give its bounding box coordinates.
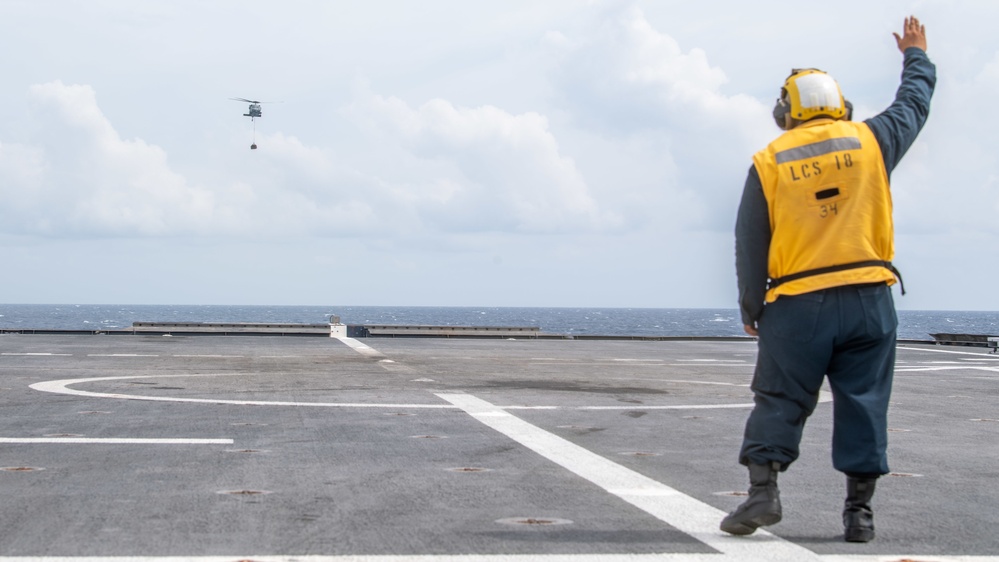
[772,68,852,130]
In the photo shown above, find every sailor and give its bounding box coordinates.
[724,16,935,542]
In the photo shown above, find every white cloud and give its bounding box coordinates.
[0,82,399,239]
[0,141,45,193]
[2,81,222,236]
[1,2,998,310]
[544,4,773,232]
[344,88,622,233]
[891,49,999,240]
[2,79,624,243]
[975,51,999,89]
[550,5,768,135]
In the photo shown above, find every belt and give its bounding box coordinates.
[769,260,905,295]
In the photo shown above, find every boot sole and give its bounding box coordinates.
[720,511,782,535]
[844,528,875,542]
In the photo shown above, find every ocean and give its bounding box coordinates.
[1,304,997,341]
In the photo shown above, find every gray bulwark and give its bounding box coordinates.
[128,322,543,339]
[361,325,541,338]
[130,322,332,336]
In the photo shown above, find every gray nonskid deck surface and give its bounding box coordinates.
[0,333,996,561]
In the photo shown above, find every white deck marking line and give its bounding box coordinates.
[2,352,72,356]
[0,438,232,444]
[576,403,755,410]
[665,365,754,368]
[897,345,999,357]
[524,362,753,368]
[332,335,386,358]
[822,557,999,562]
[0,553,736,562]
[607,378,749,387]
[0,552,999,562]
[438,393,824,562]
[926,361,976,364]
[29,374,454,409]
[675,359,747,363]
[505,403,760,411]
[0,553,732,562]
[27,371,814,412]
[896,366,999,373]
[87,354,160,357]
[517,388,830,411]
[580,389,832,411]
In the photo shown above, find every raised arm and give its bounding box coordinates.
[893,15,927,52]
[865,16,936,176]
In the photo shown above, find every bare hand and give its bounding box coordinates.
[893,16,927,53]
[744,324,759,337]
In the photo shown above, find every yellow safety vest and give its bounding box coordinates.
[753,119,898,303]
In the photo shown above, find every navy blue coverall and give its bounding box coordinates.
[734,48,936,476]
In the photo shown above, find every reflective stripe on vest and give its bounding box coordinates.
[753,120,896,302]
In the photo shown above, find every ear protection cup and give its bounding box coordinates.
[844,99,853,121]
[772,94,790,130]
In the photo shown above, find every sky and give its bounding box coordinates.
[1,0,997,311]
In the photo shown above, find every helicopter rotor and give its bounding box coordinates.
[229,97,279,104]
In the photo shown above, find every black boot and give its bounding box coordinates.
[843,476,877,542]
[720,461,782,535]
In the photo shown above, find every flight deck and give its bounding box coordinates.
[0,332,996,561]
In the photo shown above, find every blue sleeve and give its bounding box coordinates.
[864,48,936,176]
[735,165,771,325]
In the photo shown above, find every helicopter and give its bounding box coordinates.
[230,97,275,149]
